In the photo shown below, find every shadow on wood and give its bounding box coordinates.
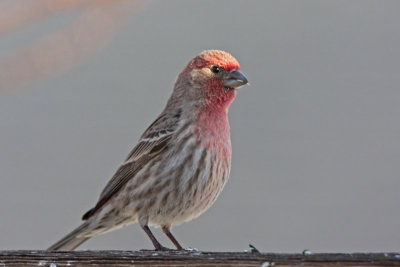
[1,250,400,266]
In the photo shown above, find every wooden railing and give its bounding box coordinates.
[1,250,399,266]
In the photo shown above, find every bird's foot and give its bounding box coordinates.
[155,245,175,251]
[249,244,260,253]
[183,247,198,252]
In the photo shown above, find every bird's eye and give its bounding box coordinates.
[211,65,220,74]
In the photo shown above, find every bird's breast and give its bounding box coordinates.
[192,107,232,160]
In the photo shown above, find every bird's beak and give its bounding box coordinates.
[223,69,248,89]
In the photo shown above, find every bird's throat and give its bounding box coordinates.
[203,80,236,113]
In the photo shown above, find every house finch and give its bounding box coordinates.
[48,50,248,251]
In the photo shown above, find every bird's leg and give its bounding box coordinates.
[162,225,184,250]
[140,224,171,251]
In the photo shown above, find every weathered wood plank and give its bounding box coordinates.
[0,250,400,267]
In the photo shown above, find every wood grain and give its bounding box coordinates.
[1,250,400,266]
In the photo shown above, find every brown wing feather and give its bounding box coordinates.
[82,110,181,220]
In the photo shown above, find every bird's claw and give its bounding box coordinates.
[249,244,260,253]
[155,245,175,251]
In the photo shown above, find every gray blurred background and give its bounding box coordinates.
[1,0,399,252]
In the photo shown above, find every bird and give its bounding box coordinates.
[48,50,248,251]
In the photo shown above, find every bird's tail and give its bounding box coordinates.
[48,222,92,251]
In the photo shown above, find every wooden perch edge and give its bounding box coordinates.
[1,250,400,266]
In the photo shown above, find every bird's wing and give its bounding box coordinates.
[82,110,182,220]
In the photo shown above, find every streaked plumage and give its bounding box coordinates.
[48,50,248,251]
